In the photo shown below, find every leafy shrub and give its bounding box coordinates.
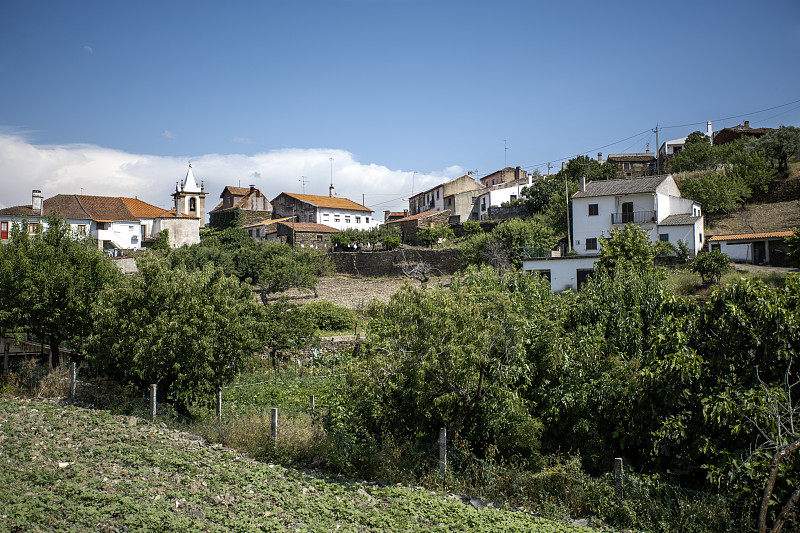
[462,220,483,236]
[689,250,732,285]
[417,225,455,247]
[296,300,356,332]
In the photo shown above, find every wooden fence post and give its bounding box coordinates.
[69,362,77,403]
[614,457,624,498]
[150,384,157,423]
[271,408,278,444]
[216,389,222,425]
[439,427,447,477]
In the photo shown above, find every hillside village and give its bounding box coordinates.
[1,121,798,292]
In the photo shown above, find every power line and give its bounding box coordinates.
[660,97,800,130]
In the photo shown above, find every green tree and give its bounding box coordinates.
[786,227,800,266]
[597,223,657,272]
[678,171,750,217]
[86,255,265,413]
[417,225,455,247]
[151,229,170,250]
[0,216,121,367]
[749,126,800,172]
[337,266,552,460]
[670,131,714,172]
[491,217,557,268]
[689,249,732,285]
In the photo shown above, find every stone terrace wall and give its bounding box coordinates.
[330,248,463,277]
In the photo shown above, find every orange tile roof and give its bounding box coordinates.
[76,195,138,222]
[156,208,198,219]
[122,197,170,218]
[708,230,794,242]
[276,192,372,212]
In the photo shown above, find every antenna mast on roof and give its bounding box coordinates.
[299,176,309,194]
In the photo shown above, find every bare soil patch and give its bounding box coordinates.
[708,199,800,235]
[264,275,451,309]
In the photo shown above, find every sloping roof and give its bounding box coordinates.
[276,192,372,212]
[659,214,702,226]
[181,165,201,193]
[75,195,139,222]
[276,221,340,233]
[708,230,794,243]
[155,208,198,220]
[44,195,93,219]
[606,153,656,162]
[385,210,444,223]
[413,173,480,198]
[243,216,294,229]
[122,197,170,219]
[573,175,671,199]
[221,186,251,198]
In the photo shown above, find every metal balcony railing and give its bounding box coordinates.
[611,210,656,224]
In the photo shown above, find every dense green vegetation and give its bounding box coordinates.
[1,398,592,532]
[324,265,800,532]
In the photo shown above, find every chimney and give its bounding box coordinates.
[597,152,603,162]
[579,176,586,193]
[403,209,408,217]
[515,166,522,180]
[32,190,43,215]
[708,121,713,135]
[744,120,750,129]
[249,184,255,193]
[329,185,335,198]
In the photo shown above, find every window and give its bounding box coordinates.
[189,197,196,211]
[323,212,329,219]
[355,216,361,224]
[660,234,669,242]
[334,216,340,222]
[77,224,87,236]
[586,238,598,250]
[317,235,323,241]
[28,223,38,234]
[436,190,440,199]
[622,202,634,223]
[345,216,351,223]
[588,204,598,216]
[623,162,631,170]
[510,195,517,201]
[365,217,370,223]
[481,198,486,211]
[699,234,703,243]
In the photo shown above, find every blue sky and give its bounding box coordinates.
[1,0,799,215]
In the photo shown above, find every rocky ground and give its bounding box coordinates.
[0,397,593,532]
[266,275,452,310]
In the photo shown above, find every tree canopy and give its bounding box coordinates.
[0,216,121,367]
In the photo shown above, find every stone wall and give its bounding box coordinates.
[329,247,463,277]
[486,205,531,220]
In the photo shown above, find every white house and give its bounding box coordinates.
[271,190,379,231]
[523,174,704,292]
[0,189,200,250]
[475,172,535,221]
[708,230,794,265]
[658,121,713,157]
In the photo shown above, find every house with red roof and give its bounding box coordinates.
[271,188,377,231]
[208,184,272,227]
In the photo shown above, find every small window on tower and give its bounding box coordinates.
[189,197,197,211]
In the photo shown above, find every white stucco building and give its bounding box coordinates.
[524,174,704,292]
[271,191,379,231]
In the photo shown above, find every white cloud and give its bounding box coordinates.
[231,136,253,144]
[83,45,93,54]
[0,133,460,217]
[163,130,175,139]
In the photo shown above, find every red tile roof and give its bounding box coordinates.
[122,197,170,218]
[276,192,372,212]
[708,230,794,242]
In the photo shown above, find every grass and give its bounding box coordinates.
[665,266,789,296]
[0,397,595,532]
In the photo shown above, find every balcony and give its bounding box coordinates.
[611,210,655,225]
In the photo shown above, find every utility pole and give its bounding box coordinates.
[654,124,660,174]
[565,171,572,253]
[547,162,552,176]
